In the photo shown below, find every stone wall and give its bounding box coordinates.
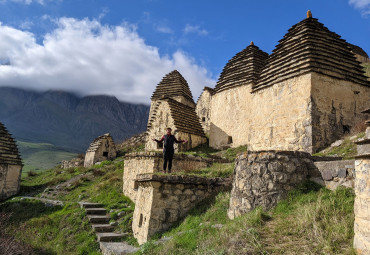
[210,74,312,152]
[227,150,311,219]
[61,158,84,169]
[209,73,370,153]
[353,122,370,254]
[311,73,370,152]
[132,174,231,244]
[123,152,229,202]
[0,164,22,200]
[195,88,213,136]
[310,159,355,190]
[145,100,206,152]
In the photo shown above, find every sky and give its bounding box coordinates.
[0,0,369,104]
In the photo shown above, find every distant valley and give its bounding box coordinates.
[0,87,149,170]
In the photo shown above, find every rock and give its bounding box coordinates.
[110,221,118,226]
[330,140,343,147]
[321,170,333,181]
[337,168,347,178]
[350,135,358,141]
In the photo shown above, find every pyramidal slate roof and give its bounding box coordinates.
[86,133,115,153]
[214,42,268,93]
[253,12,370,92]
[0,122,22,165]
[348,43,369,59]
[147,98,205,137]
[151,70,194,103]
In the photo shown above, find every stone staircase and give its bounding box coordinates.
[79,202,138,254]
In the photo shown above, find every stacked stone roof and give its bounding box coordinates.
[147,98,205,137]
[348,43,369,59]
[253,15,370,92]
[214,43,268,93]
[151,70,194,103]
[86,133,115,153]
[0,122,22,165]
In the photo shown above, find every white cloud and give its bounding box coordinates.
[0,18,215,104]
[349,0,370,15]
[184,24,208,36]
[155,24,173,34]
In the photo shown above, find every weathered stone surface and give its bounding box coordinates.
[0,122,22,201]
[227,151,311,219]
[312,160,355,190]
[100,242,139,255]
[84,133,117,168]
[132,174,231,244]
[195,87,214,136]
[123,152,229,202]
[61,157,84,169]
[354,123,370,254]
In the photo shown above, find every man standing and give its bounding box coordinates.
[152,128,187,173]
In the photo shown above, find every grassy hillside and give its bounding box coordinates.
[0,146,357,254]
[138,183,355,255]
[17,141,78,172]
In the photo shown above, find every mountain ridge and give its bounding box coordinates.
[0,87,149,153]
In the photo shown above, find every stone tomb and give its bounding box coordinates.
[0,122,23,201]
[353,109,370,254]
[132,174,231,245]
[123,152,229,202]
[84,133,117,168]
[227,150,312,219]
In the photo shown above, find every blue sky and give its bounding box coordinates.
[0,0,369,103]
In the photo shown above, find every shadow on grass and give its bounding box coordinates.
[0,199,62,224]
[18,184,49,197]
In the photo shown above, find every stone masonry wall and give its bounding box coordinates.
[311,160,355,190]
[0,164,22,200]
[210,74,312,152]
[132,174,231,244]
[195,88,213,136]
[353,123,370,254]
[311,73,370,152]
[123,152,229,202]
[84,136,116,168]
[227,151,311,219]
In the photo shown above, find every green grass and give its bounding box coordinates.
[137,181,355,255]
[17,140,78,172]
[313,132,365,159]
[1,199,99,254]
[159,163,234,178]
[1,157,137,254]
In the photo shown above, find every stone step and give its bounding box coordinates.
[99,242,139,254]
[86,208,107,215]
[96,233,127,242]
[79,202,104,209]
[88,215,110,224]
[92,224,115,233]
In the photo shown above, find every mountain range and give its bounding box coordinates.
[0,87,149,154]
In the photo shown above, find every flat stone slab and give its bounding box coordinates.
[79,202,104,209]
[86,208,107,215]
[96,233,127,242]
[88,215,110,224]
[99,242,138,255]
[92,224,115,232]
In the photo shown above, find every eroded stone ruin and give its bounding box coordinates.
[84,133,117,168]
[0,122,22,201]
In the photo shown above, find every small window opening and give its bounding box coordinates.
[134,181,139,190]
[353,91,360,95]
[228,136,233,144]
[202,117,206,122]
[138,214,143,227]
[103,151,108,157]
[157,142,163,149]
[343,125,351,134]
